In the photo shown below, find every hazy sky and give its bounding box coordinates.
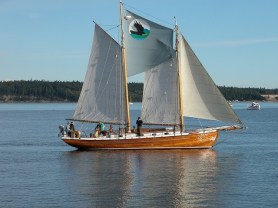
[1,0,277,88]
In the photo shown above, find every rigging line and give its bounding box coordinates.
[77,122,88,137]
[117,25,121,47]
[99,24,119,27]
[104,24,120,32]
[79,122,90,137]
[122,2,175,28]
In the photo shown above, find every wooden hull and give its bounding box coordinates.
[61,130,218,150]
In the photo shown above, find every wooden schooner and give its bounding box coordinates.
[59,1,243,150]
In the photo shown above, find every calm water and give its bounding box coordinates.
[0,102,278,208]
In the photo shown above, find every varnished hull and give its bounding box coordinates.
[61,130,218,150]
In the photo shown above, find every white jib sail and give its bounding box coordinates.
[72,24,127,124]
[179,35,242,124]
[141,58,180,125]
[124,10,174,76]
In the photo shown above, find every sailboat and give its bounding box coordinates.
[58,1,243,149]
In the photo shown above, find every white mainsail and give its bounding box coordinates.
[179,35,242,124]
[124,10,174,76]
[72,24,127,124]
[141,58,180,125]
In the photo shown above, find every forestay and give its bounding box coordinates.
[72,24,127,124]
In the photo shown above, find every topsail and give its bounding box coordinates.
[124,10,174,76]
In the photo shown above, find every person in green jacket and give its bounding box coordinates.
[99,122,106,136]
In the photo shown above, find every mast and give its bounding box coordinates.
[120,0,131,132]
[175,17,184,132]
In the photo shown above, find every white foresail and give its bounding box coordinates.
[141,58,180,125]
[179,35,242,124]
[124,10,174,76]
[72,24,127,124]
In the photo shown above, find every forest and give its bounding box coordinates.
[0,80,277,102]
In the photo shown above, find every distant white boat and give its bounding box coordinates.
[247,102,260,110]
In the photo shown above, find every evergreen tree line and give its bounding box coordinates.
[220,86,278,101]
[0,80,277,102]
[0,80,82,102]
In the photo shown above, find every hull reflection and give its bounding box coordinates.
[60,150,218,207]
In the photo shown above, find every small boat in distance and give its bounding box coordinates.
[58,1,244,150]
[247,102,260,110]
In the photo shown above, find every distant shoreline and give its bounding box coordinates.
[1,80,277,103]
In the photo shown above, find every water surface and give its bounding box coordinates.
[0,102,277,207]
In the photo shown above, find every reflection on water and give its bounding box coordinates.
[60,150,219,207]
[172,150,217,208]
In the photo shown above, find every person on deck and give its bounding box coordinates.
[108,125,113,138]
[136,117,143,136]
[69,122,75,138]
[66,121,71,136]
[93,123,100,138]
[99,122,106,136]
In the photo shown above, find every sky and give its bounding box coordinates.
[0,0,278,88]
